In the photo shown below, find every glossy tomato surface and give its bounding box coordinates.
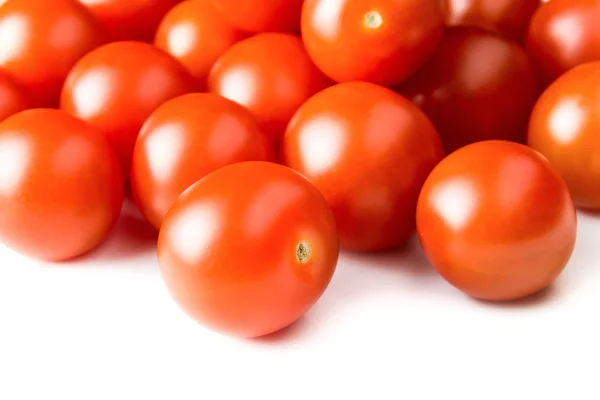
[61,41,195,177]
[301,0,445,87]
[528,62,600,209]
[281,82,444,252]
[213,0,304,33]
[158,161,339,338]
[527,0,600,85]
[0,109,124,262]
[131,93,275,229]
[0,70,29,122]
[399,27,540,154]
[417,141,577,301]
[0,0,107,107]
[209,33,331,144]
[155,1,246,91]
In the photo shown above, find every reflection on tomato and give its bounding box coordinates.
[213,0,304,33]
[281,82,444,252]
[417,140,577,301]
[158,161,339,338]
[398,27,540,154]
[0,109,124,262]
[0,70,30,122]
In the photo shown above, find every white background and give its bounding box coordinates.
[1,199,599,400]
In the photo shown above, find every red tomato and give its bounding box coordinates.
[155,1,246,91]
[0,70,30,122]
[527,0,600,85]
[209,33,332,144]
[281,82,444,252]
[61,41,195,177]
[301,0,445,87]
[528,62,600,209]
[77,0,182,41]
[398,27,540,154]
[0,0,107,107]
[213,0,304,33]
[158,161,339,338]
[131,93,275,230]
[0,109,124,262]
[417,141,577,301]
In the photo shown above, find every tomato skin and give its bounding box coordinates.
[209,33,332,144]
[0,109,124,262]
[301,0,445,87]
[281,82,444,252]
[61,41,195,178]
[417,141,577,301]
[155,1,246,91]
[398,27,540,154]
[0,0,107,107]
[213,0,304,33]
[131,93,275,230]
[0,71,30,122]
[158,161,339,338]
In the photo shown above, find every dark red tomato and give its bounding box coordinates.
[0,70,30,122]
[158,161,339,338]
[0,0,107,107]
[528,62,600,209]
[398,27,540,154]
[77,0,182,41]
[131,93,275,230]
[209,33,331,144]
[155,1,246,91]
[281,82,444,252]
[301,0,445,87]
[213,0,304,33]
[61,41,195,177]
[444,0,540,40]
[0,109,124,262]
[417,141,576,301]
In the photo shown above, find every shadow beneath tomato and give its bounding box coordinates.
[253,317,311,345]
[472,285,559,310]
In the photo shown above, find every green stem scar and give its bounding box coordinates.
[364,11,383,29]
[296,241,312,264]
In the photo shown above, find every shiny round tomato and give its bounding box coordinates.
[209,33,332,144]
[0,109,124,262]
[213,0,304,33]
[528,62,600,209]
[0,70,30,122]
[155,1,246,91]
[61,41,195,177]
[77,0,181,41]
[301,0,445,87]
[281,82,444,252]
[0,0,107,107]
[158,161,339,338]
[131,93,275,230]
[417,141,577,301]
[398,27,540,154]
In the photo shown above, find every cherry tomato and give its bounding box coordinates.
[61,41,195,177]
[209,33,332,144]
[0,70,30,122]
[527,0,600,85]
[0,109,124,262]
[301,0,445,87]
[0,0,107,107]
[155,1,246,91]
[398,27,540,154]
[417,141,577,301]
[281,82,444,252]
[158,161,339,338]
[131,93,275,230]
[77,0,181,42]
[213,0,304,33]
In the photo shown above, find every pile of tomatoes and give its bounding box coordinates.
[0,0,598,338]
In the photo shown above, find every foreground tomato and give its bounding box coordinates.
[209,33,331,144]
[301,0,445,87]
[399,27,539,154]
[0,109,124,261]
[0,71,29,122]
[213,0,303,33]
[155,1,246,91]
[0,0,107,107]
[61,41,195,177]
[281,82,444,252]
[131,93,274,229]
[158,162,339,338]
[417,141,576,301]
